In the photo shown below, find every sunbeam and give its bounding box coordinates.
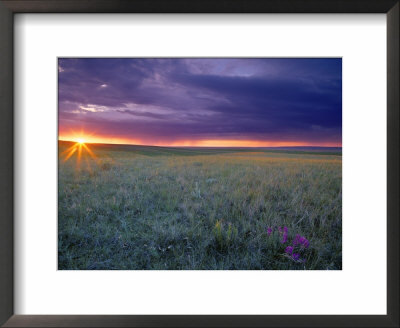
[61,141,97,169]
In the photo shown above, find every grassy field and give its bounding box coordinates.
[58,141,342,270]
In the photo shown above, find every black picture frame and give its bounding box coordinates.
[0,1,398,327]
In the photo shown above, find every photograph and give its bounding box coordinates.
[58,58,342,270]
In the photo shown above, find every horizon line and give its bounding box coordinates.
[58,138,342,149]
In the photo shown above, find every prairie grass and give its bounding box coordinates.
[58,141,342,270]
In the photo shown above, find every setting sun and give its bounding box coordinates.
[76,138,85,144]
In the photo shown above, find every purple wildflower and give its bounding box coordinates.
[285,246,293,255]
[302,239,310,249]
[267,227,273,236]
[299,236,310,248]
[283,226,288,233]
[293,234,301,246]
[278,226,282,234]
[280,232,288,244]
[292,234,310,248]
[292,253,300,261]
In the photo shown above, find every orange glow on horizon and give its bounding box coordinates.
[59,130,142,146]
[166,139,341,148]
[59,134,341,148]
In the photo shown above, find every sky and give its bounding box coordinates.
[58,58,342,147]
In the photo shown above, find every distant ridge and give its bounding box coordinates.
[261,146,342,153]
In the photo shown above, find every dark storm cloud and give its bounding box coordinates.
[58,58,342,145]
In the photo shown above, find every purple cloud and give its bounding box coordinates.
[58,58,342,146]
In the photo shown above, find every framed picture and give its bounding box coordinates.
[0,0,398,327]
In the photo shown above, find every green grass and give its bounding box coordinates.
[58,141,342,270]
